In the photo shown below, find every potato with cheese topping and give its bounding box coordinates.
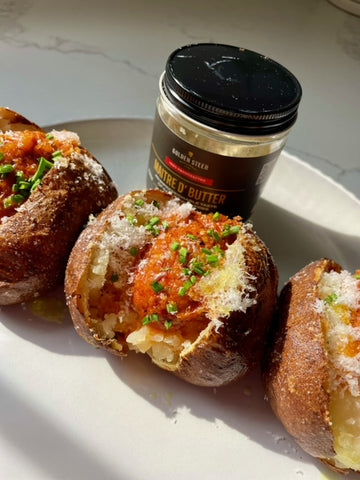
[263,259,360,474]
[0,107,117,305]
[65,189,278,386]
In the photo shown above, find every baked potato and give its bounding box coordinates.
[263,259,360,474]
[65,189,278,387]
[0,107,117,305]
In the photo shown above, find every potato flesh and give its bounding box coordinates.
[317,270,360,470]
[86,193,253,368]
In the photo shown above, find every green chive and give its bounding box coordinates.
[221,225,241,238]
[151,281,164,294]
[206,254,219,265]
[192,262,206,275]
[152,200,160,209]
[148,216,160,226]
[354,274,360,280]
[126,214,136,225]
[186,233,198,241]
[162,220,170,230]
[208,229,221,242]
[324,293,338,305]
[135,198,145,207]
[31,157,53,184]
[164,320,173,330]
[0,164,14,175]
[142,313,160,325]
[0,152,4,162]
[179,247,188,264]
[170,241,180,251]
[183,267,192,276]
[166,302,178,314]
[3,197,13,208]
[179,280,193,296]
[52,150,63,158]
[30,178,41,192]
[46,133,54,140]
[213,212,221,221]
[129,246,138,256]
[11,194,25,204]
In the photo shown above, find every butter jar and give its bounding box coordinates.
[147,43,302,219]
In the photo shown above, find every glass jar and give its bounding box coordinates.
[147,43,302,219]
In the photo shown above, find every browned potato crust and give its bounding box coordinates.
[0,108,117,305]
[263,259,360,474]
[65,189,278,387]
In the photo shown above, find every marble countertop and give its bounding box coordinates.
[1,0,359,198]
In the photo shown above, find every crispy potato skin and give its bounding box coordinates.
[66,190,279,387]
[176,228,279,386]
[263,259,343,464]
[0,109,117,305]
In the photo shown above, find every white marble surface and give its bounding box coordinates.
[1,0,359,198]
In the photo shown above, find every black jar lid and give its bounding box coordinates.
[163,43,302,135]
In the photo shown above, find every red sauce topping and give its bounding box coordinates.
[0,130,79,219]
[130,211,242,337]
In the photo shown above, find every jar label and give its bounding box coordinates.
[147,111,281,219]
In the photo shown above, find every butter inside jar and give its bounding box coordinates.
[147,43,302,220]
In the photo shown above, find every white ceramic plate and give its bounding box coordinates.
[1,119,359,480]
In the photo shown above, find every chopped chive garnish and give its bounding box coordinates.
[0,152,4,162]
[183,267,192,276]
[135,198,145,207]
[12,183,19,192]
[164,320,173,330]
[0,164,14,175]
[208,229,221,242]
[142,313,160,325]
[354,274,360,280]
[213,245,225,257]
[179,247,188,264]
[129,246,138,256]
[324,293,338,304]
[186,233,198,241]
[10,194,25,204]
[46,133,54,140]
[111,273,119,283]
[190,275,197,285]
[192,262,206,275]
[152,200,160,209]
[179,280,193,296]
[206,254,219,265]
[52,150,63,158]
[151,281,164,294]
[170,241,180,251]
[31,157,53,184]
[3,197,13,208]
[145,216,161,235]
[148,216,160,226]
[162,220,170,230]
[202,248,212,255]
[30,178,41,192]
[166,302,178,314]
[126,214,136,225]
[213,212,221,221]
[221,225,241,238]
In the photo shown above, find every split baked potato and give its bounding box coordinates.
[263,259,360,474]
[65,189,278,387]
[0,107,117,305]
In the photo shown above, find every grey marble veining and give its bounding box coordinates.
[0,0,359,198]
